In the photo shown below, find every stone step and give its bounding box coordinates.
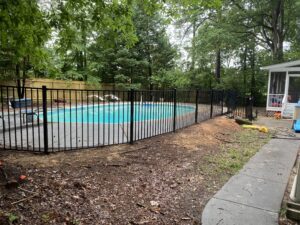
[286,207,300,221]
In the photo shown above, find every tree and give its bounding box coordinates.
[192,5,240,85]
[49,0,137,82]
[87,2,177,90]
[0,0,49,98]
[131,2,177,90]
[230,0,300,62]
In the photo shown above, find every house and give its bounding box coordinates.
[261,60,300,118]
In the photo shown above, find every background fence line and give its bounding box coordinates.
[0,85,252,153]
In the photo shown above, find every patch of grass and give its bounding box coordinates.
[41,213,51,223]
[200,129,271,177]
[280,204,287,217]
[71,219,80,225]
[7,213,18,223]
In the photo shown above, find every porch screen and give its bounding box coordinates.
[268,72,285,108]
[270,72,285,94]
[288,77,300,103]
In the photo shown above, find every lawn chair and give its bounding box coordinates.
[104,94,120,102]
[88,95,105,102]
[9,98,37,124]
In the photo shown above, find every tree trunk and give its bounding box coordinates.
[250,45,256,100]
[215,49,221,82]
[83,50,87,81]
[190,20,196,71]
[148,59,153,90]
[83,50,87,69]
[16,62,26,99]
[271,0,284,62]
[145,16,153,91]
[242,46,248,94]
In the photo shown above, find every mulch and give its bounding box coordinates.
[0,117,248,225]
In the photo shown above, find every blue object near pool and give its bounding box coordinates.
[44,103,195,124]
[294,120,300,132]
[293,100,300,132]
[10,98,32,108]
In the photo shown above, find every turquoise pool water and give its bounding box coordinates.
[46,103,195,124]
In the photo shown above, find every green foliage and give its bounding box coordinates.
[174,0,300,101]
[1,0,299,100]
[0,0,49,77]
[8,213,18,223]
[85,2,178,90]
[48,0,138,81]
[151,69,191,89]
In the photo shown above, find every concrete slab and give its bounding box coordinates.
[240,160,293,184]
[256,117,293,129]
[202,198,278,225]
[214,173,286,212]
[251,139,300,165]
[202,137,300,225]
[239,139,300,184]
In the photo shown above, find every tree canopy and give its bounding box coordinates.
[0,0,300,101]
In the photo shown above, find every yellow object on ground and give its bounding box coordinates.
[242,125,269,133]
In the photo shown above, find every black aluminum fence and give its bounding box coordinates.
[0,86,252,153]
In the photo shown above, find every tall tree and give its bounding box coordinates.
[0,0,49,98]
[49,0,137,82]
[89,2,177,90]
[132,3,177,90]
[231,0,299,62]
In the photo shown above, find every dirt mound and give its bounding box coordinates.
[171,117,240,150]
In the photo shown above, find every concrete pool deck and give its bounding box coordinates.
[202,117,300,225]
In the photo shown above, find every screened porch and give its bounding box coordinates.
[261,60,300,117]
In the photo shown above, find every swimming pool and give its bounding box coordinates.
[45,103,195,124]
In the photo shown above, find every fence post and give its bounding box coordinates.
[129,89,134,144]
[42,85,49,154]
[173,88,177,132]
[195,89,199,123]
[210,89,214,119]
[250,96,253,121]
[221,90,224,115]
[246,96,254,121]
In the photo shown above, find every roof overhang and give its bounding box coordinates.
[261,60,300,71]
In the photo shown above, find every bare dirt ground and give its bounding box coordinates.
[0,117,269,225]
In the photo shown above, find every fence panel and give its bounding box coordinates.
[45,89,130,152]
[196,90,212,122]
[224,91,252,119]
[212,90,224,117]
[132,90,175,142]
[0,86,44,151]
[176,90,196,129]
[0,86,252,153]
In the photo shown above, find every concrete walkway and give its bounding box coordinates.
[202,137,300,225]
